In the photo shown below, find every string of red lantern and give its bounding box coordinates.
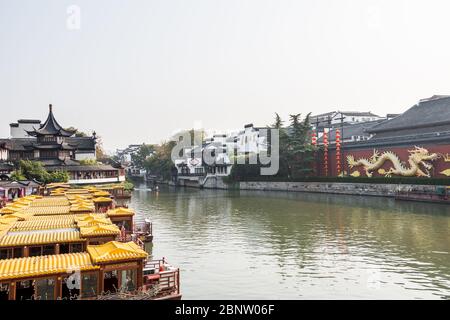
[323,130,328,176]
[311,130,317,146]
[311,130,317,175]
[335,129,341,175]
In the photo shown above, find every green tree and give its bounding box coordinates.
[48,171,70,183]
[228,113,315,181]
[286,113,315,178]
[95,135,107,160]
[143,141,177,180]
[269,113,290,177]
[65,127,87,137]
[11,160,69,183]
[10,170,26,181]
[131,144,155,169]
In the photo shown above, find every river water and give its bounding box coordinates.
[129,185,450,299]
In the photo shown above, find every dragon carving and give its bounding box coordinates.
[347,146,438,178]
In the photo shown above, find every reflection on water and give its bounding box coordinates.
[130,185,450,299]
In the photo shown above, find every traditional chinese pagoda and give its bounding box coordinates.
[0,104,125,184]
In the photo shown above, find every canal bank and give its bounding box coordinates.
[189,176,445,199]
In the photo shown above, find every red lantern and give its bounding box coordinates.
[335,129,341,175]
[323,130,329,176]
[311,130,317,145]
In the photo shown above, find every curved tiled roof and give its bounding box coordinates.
[31,197,70,207]
[368,95,450,133]
[26,105,75,137]
[92,197,112,203]
[21,206,71,215]
[0,230,81,247]
[107,207,135,217]
[0,252,98,281]
[79,224,120,237]
[87,241,148,263]
[9,219,76,232]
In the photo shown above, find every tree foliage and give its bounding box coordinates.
[78,159,98,165]
[95,135,106,160]
[131,144,155,169]
[143,141,177,180]
[285,112,315,178]
[65,127,87,137]
[11,160,69,184]
[230,113,315,180]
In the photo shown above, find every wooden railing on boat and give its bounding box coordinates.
[143,259,180,297]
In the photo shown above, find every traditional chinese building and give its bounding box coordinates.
[318,95,450,178]
[0,105,125,184]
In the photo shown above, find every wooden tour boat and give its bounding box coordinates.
[0,185,180,300]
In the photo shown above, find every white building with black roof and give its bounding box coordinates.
[311,111,385,129]
[0,104,125,184]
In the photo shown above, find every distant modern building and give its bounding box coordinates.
[311,111,385,128]
[0,104,125,184]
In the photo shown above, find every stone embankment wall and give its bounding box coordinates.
[201,177,439,197]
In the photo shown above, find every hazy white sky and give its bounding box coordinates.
[1,0,450,152]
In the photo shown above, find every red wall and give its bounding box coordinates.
[318,143,450,178]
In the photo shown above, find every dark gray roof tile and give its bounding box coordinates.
[368,95,450,133]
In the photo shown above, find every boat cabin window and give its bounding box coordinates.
[13,247,23,258]
[70,243,83,253]
[118,220,131,231]
[15,280,34,300]
[43,245,55,256]
[0,248,24,260]
[120,269,136,292]
[103,271,118,293]
[0,249,9,260]
[0,283,9,300]
[62,273,80,300]
[59,243,70,254]
[81,273,98,298]
[35,278,55,300]
[29,246,43,257]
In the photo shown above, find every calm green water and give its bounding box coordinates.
[130,185,450,299]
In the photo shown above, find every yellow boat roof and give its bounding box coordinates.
[31,197,70,207]
[6,203,28,209]
[93,197,112,203]
[79,224,120,237]
[0,252,98,281]
[87,241,148,263]
[26,215,79,221]
[0,216,19,224]
[93,191,111,197]
[0,230,82,247]
[4,212,33,221]
[9,219,76,232]
[0,207,21,214]
[65,189,90,194]
[21,205,71,216]
[75,215,112,227]
[107,207,135,217]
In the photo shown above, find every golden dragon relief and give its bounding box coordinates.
[347,146,439,178]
